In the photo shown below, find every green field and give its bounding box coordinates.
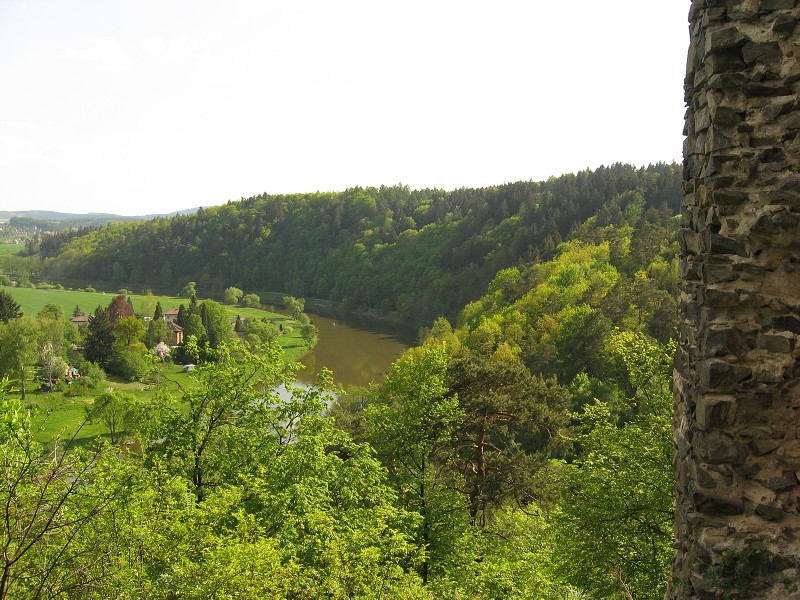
[26,364,197,446]
[0,243,24,255]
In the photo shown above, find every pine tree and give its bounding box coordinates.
[176,304,188,328]
[0,291,22,323]
[83,307,115,366]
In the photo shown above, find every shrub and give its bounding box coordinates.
[242,293,261,308]
[64,381,89,397]
[80,361,106,389]
[107,349,150,382]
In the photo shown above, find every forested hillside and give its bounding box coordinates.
[330,185,680,597]
[43,163,680,325]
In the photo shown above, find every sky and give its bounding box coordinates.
[0,1,690,217]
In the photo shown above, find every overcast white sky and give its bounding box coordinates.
[0,1,689,217]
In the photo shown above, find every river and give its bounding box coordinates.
[294,312,415,388]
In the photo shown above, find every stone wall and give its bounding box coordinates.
[672,1,800,597]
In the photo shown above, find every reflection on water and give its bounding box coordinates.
[295,312,414,388]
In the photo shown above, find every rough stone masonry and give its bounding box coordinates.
[671,1,800,597]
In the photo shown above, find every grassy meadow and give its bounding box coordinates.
[26,364,196,446]
[0,243,24,255]
[1,285,312,444]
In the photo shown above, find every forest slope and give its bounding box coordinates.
[42,163,680,326]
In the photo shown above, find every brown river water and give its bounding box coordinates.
[294,312,415,388]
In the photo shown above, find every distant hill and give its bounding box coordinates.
[40,163,682,326]
[0,208,203,224]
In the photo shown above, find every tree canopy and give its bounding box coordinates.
[41,164,680,326]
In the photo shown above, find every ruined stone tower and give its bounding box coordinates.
[672,1,800,597]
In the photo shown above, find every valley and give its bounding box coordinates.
[0,164,681,598]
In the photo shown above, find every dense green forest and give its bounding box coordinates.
[40,163,680,325]
[0,165,681,598]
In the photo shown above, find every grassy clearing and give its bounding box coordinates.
[22,362,205,445]
[0,243,24,256]
[27,391,108,446]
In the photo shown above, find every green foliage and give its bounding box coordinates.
[86,389,139,443]
[249,416,428,597]
[283,295,305,320]
[366,343,467,582]
[242,292,260,307]
[243,317,279,347]
[180,281,196,298]
[300,322,318,346]
[551,334,675,599]
[430,508,581,599]
[0,290,21,323]
[0,378,124,598]
[42,164,680,326]
[447,350,571,522]
[79,360,106,389]
[0,165,685,596]
[143,341,287,500]
[106,347,151,382]
[83,307,115,366]
[223,286,243,304]
[113,315,146,348]
[182,313,207,347]
[144,316,170,348]
[702,543,774,598]
[0,316,40,398]
[37,302,64,320]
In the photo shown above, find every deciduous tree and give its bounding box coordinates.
[181,281,197,298]
[223,286,243,304]
[86,390,139,444]
[114,315,145,348]
[39,341,67,391]
[144,341,287,500]
[365,343,465,582]
[242,292,260,308]
[0,317,40,398]
[552,334,675,599]
[0,379,122,598]
[107,294,134,324]
[283,295,305,320]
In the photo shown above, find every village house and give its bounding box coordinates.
[69,313,91,329]
[167,321,184,346]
